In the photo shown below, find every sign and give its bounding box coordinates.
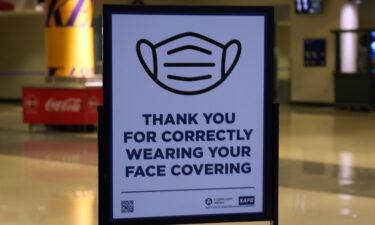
[101,5,278,225]
[23,87,102,125]
[295,0,323,14]
[304,39,326,67]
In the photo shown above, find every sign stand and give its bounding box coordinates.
[100,5,278,225]
[271,103,279,225]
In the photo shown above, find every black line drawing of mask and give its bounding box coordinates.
[136,32,241,95]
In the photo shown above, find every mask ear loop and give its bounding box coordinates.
[136,39,158,78]
[221,39,242,78]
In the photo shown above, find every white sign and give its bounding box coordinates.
[110,12,266,220]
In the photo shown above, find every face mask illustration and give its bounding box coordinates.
[136,32,241,95]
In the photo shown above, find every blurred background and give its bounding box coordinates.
[0,0,375,225]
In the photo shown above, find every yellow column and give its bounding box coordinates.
[45,0,95,78]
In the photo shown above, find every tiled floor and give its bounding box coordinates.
[1,103,375,225]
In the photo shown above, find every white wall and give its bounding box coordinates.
[290,0,343,103]
[359,0,375,29]
[0,12,45,99]
[276,23,291,80]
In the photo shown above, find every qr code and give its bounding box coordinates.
[121,200,134,213]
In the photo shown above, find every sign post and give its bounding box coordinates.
[100,5,278,225]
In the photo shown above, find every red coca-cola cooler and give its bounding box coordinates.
[23,84,102,125]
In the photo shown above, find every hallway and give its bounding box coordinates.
[1,104,374,225]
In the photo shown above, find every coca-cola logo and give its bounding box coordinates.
[45,98,81,112]
[24,95,38,114]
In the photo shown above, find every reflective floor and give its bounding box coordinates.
[1,103,375,225]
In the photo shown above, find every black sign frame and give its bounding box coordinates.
[100,5,278,225]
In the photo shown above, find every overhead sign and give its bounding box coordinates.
[295,0,323,14]
[101,5,277,225]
